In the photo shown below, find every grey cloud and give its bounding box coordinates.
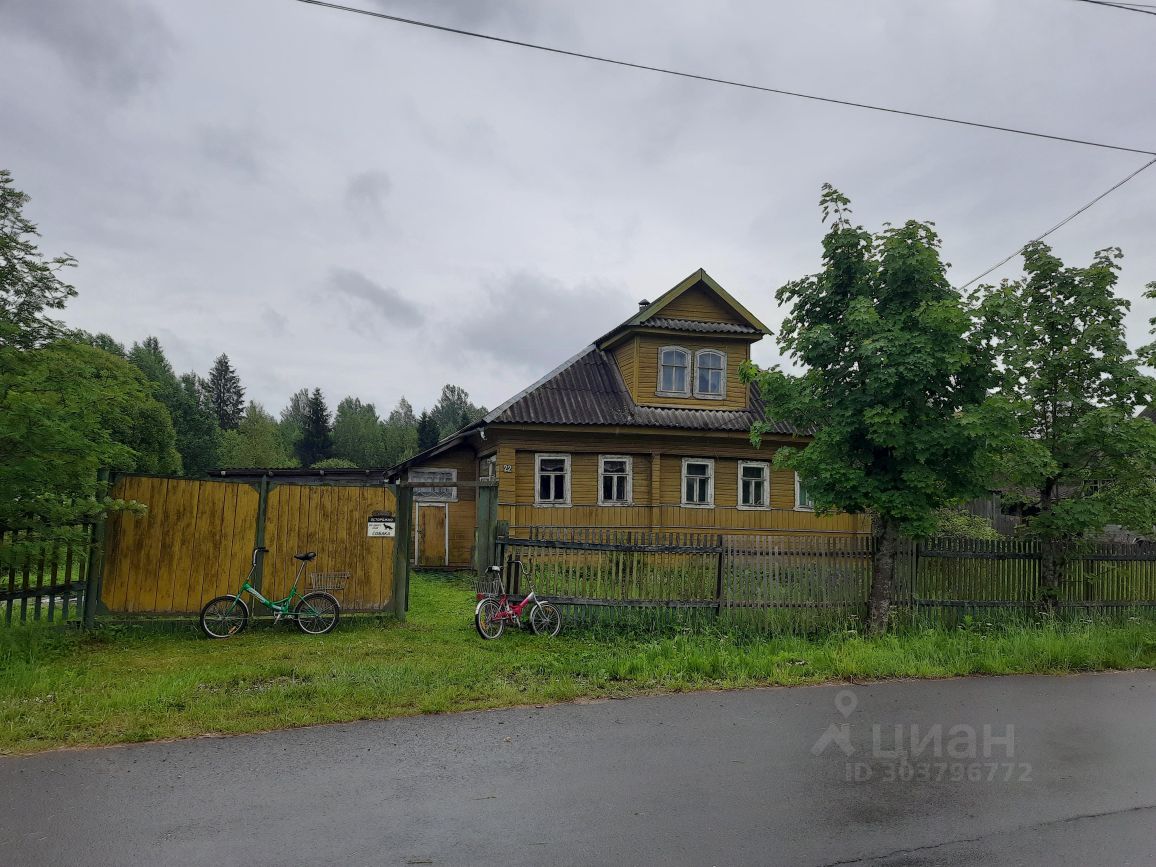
[1,0,174,96]
[458,272,625,371]
[327,268,424,331]
[3,0,1154,417]
[345,171,392,221]
[199,127,265,180]
[262,307,289,338]
[369,0,554,34]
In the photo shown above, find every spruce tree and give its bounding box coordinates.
[416,410,440,451]
[206,353,245,430]
[297,388,333,467]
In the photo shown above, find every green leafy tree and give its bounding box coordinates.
[127,338,222,477]
[0,171,178,566]
[218,401,297,468]
[332,397,385,467]
[279,387,310,456]
[382,396,419,466]
[0,169,76,349]
[1,339,181,564]
[76,331,126,357]
[311,457,357,469]
[206,353,245,430]
[931,508,1001,541]
[976,242,1156,597]
[296,388,333,467]
[742,185,1000,634]
[430,383,486,439]
[416,410,440,451]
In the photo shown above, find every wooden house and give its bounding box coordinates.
[387,269,868,568]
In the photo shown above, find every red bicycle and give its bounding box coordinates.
[475,560,562,639]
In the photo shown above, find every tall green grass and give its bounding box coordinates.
[0,573,1151,755]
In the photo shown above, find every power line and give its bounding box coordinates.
[1069,0,1156,16]
[294,0,1156,157]
[957,155,1156,290]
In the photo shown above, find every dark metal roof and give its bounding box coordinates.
[485,346,801,434]
[488,347,632,425]
[646,318,761,335]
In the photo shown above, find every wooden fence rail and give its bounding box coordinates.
[495,529,1156,628]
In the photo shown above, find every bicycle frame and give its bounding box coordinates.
[226,549,313,619]
[475,561,541,623]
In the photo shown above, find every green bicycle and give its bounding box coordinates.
[200,546,340,638]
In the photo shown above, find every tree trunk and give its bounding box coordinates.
[868,515,900,635]
[1038,478,1061,609]
[1039,540,1062,609]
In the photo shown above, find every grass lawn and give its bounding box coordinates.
[1,573,1153,755]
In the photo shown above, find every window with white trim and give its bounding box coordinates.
[658,346,690,396]
[599,455,632,505]
[738,461,770,509]
[410,467,457,502]
[535,453,570,505]
[795,473,815,510]
[694,349,726,398]
[682,458,714,506]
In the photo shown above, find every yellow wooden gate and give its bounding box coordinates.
[100,475,398,615]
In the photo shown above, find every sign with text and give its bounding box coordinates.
[367,518,396,538]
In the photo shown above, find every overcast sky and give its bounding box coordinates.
[2,0,1154,415]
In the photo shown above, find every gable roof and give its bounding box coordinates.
[597,268,770,346]
[483,345,797,434]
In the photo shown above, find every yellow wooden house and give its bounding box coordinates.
[388,269,868,568]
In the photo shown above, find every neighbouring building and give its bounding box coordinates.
[387,269,868,568]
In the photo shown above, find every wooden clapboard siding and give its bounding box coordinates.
[611,338,638,397]
[505,505,861,535]
[410,443,478,567]
[657,282,736,322]
[494,441,868,535]
[102,475,396,614]
[633,334,751,410]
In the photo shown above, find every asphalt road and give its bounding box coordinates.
[2,671,1154,866]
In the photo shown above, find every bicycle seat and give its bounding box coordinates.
[294,552,317,562]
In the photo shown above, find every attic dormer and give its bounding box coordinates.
[596,269,768,411]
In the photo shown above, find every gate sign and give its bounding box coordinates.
[367,516,396,538]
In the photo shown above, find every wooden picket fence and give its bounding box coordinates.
[1,527,95,626]
[495,528,1156,630]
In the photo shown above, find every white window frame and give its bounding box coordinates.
[737,460,770,510]
[598,455,633,506]
[410,467,457,502]
[534,453,571,507]
[681,457,715,508]
[794,472,814,511]
[656,346,691,397]
[693,349,727,400]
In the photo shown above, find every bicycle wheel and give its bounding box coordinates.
[530,601,562,637]
[295,592,340,635]
[200,595,249,639]
[475,597,505,640]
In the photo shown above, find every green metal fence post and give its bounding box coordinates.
[391,485,414,621]
[252,474,270,592]
[474,483,498,578]
[82,469,110,629]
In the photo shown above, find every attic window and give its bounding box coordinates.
[658,346,690,396]
[694,350,726,398]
